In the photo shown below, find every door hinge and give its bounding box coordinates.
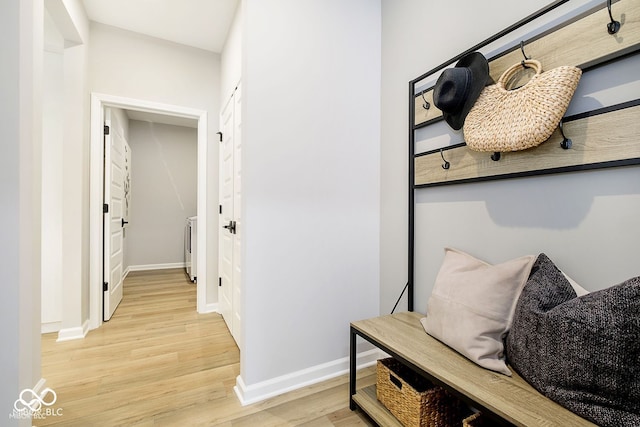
[219,277,222,287]
[104,124,110,135]
[216,131,223,142]
[103,203,109,213]
[103,282,109,291]
[219,205,222,214]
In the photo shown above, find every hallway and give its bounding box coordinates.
[36,269,375,426]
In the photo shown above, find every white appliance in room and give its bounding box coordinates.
[185,216,197,282]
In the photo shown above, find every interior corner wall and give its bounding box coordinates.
[381,0,640,313]
[240,0,381,394]
[54,0,91,336]
[125,120,198,269]
[89,23,222,304]
[0,0,21,407]
[2,0,23,417]
[1,0,42,419]
[41,9,65,333]
[22,0,44,405]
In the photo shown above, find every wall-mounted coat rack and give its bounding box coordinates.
[405,0,640,311]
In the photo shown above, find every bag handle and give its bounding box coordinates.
[498,59,542,90]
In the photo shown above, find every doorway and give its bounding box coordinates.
[90,93,210,330]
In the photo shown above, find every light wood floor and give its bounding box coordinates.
[36,268,376,426]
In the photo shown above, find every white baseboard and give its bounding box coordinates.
[32,377,47,395]
[233,349,383,406]
[127,262,186,272]
[10,378,46,413]
[41,321,61,334]
[56,319,89,342]
[201,302,219,314]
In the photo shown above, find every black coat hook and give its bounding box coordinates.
[440,149,450,169]
[421,91,430,110]
[520,41,531,60]
[559,120,572,149]
[607,0,621,34]
[491,152,501,161]
[520,41,531,69]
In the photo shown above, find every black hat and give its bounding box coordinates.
[433,52,490,130]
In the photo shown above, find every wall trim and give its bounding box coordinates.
[31,377,47,397]
[233,349,383,406]
[56,319,89,342]
[126,262,186,272]
[203,302,219,314]
[41,321,61,334]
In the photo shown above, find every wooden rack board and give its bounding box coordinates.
[414,0,640,128]
[415,101,640,187]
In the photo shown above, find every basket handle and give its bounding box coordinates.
[498,59,542,89]
[389,374,403,390]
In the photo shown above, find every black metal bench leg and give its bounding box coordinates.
[349,326,357,410]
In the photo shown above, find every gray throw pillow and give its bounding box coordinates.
[506,253,640,427]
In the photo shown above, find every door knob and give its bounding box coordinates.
[121,218,129,227]
[223,220,236,234]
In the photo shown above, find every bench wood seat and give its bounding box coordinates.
[350,311,596,427]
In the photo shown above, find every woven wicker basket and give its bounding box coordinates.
[376,358,470,427]
[464,59,581,153]
[462,412,491,427]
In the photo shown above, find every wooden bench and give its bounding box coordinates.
[349,311,596,426]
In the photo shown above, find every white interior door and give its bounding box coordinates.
[103,108,127,321]
[219,84,242,346]
[232,84,242,346]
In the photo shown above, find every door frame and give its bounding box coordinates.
[89,93,208,330]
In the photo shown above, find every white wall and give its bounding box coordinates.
[41,9,65,333]
[221,2,242,105]
[89,23,221,304]
[381,0,640,313]
[41,0,89,336]
[125,120,198,269]
[47,0,92,340]
[237,0,381,401]
[0,0,42,423]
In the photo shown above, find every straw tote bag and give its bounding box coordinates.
[463,59,581,152]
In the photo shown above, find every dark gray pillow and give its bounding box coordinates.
[506,253,640,427]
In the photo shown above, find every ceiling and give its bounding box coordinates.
[82,0,239,53]
[82,0,238,128]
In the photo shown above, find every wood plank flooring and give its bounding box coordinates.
[35,268,376,426]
